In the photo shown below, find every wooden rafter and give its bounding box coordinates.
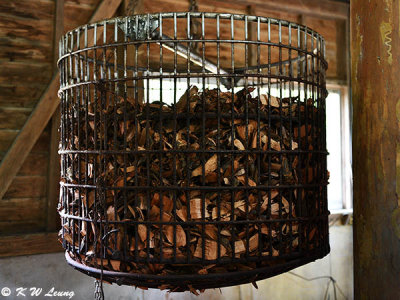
[46,0,64,232]
[220,0,349,20]
[0,0,123,200]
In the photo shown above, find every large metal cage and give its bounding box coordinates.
[58,12,329,291]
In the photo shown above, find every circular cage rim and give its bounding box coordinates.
[61,12,327,46]
[65,248,330,289]
[57,74,328,96]
[58,11,328,91]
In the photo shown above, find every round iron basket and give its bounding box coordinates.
[57,12,329,292]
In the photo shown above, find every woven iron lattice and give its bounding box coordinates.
[58,12,329,292]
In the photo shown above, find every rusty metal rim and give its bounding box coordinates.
[65,249,329,289]
[62,12,326,45]
[59,212,329,226]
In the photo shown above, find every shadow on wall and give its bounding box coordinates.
[0,226,352,300]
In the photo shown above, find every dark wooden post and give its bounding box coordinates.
[351,1,400,299]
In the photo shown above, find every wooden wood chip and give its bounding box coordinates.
[110,259,121,271]
[204,224,218,240]
[107,206,116,221]
[234,139,245,150]
[120,165,135,173]
[260,94,289,108]
[138,224,147,242]
[176,86,198,113]
[194,239,227,260]
[190,198,210,219]
[82,190,94,208]
[237,175,257,186]
[220,229,231,236]
[309,227,317,241]
[260,225,277,237]
[260,94,268,105]
[261,190,279,211]
[261,135,281,151]
[270,139,281,151]
[192,154,218,177]
[248,234,259,252]
[271,202,280,215]
[176,206,187,221]
[235,240,246,255]
[164,225,186,247]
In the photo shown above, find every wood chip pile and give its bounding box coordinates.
[59,84,325,291]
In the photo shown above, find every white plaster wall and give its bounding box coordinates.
[0,225,352,300]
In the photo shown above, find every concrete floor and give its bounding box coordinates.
[0,225,352,300]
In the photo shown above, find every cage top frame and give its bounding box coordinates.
[58,12,328,67]
[58,12,328,93]
[60,12,327,44]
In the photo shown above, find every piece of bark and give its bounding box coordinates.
[235,240,246,255]
[192,154,218,177]
[248,234,259,252]
[164,225,186,247]
[190,198,210,219]
[194,238,227,260]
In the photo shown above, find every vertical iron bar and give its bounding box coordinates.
[172,12,178,263]
[216,14,222,261]
[288,23,294,253]
[133,14,140,262]
[145,13,151,262]
[186,12,193,263]
[200,12,206,265]
[75,29,82,256]
[256,16,262,257]
[303,26,310,253]
[229,14,236,260]
[244,15,250,258]
[296,24,303,253]
[158,13,164,262]
[69,31,75,253]
[101,20,109,256]
[113,19,119,254]
[83,25,90,254]
[278,20,284,258]
[123,17,128,261]
[267,18,273,257]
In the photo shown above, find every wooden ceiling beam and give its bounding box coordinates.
[46,0,64,232]
[210,0,349,20]
[0,0,123,201]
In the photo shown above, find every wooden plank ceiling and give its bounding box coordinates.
[0,0,102,235]
[0,0,348,251]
